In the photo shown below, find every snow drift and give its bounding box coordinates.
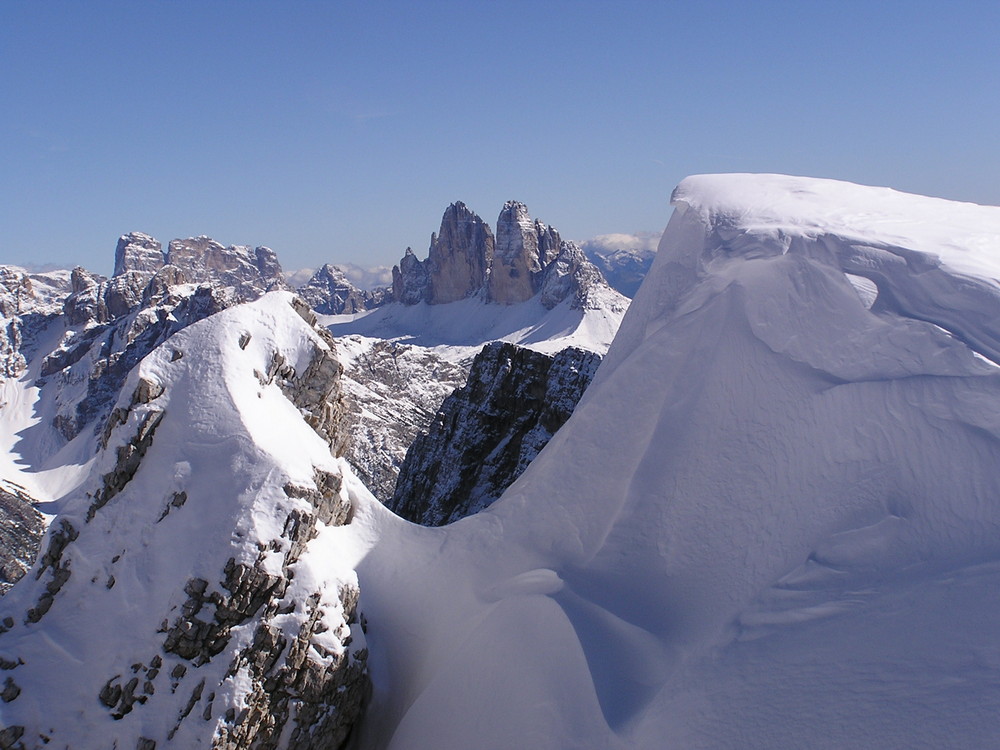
[349,174,1000,748]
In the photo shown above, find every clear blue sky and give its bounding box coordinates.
[2,1,998,276]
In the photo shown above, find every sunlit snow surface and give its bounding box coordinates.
[349,175,1000,748]
[5,175,1000,748]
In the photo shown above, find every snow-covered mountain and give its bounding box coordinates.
[0,293,369,748]
[7,174,998,748]
[581,232,660,298]
[321,201,629,501]
[330,200,629,354]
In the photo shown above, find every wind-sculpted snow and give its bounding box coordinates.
[0,293,369,748]
[345,175,1000,748]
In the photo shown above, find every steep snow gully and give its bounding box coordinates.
[4,174,1000,748]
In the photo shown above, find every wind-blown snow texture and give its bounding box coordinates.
[347,174,1000,749]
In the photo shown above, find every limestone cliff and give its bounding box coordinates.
[389,341,601,525]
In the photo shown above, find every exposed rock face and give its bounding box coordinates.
[539,240,606,309]
[114,232,164,278]
[391,201,614,309]
[427,202,494,304]
[63,266,110,326]
[390,249,431,305]
[0,266,71,377]
[489,201,561,304]
[0,484,44,595]
[297,264,385,315]
[166,237,288,300]
[389,341,601,525]
[337,337,468,503]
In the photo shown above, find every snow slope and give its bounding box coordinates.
[0,293,369,747]
[321,286,626,361]
[5,174,1000,748]
[347,175,1000,748]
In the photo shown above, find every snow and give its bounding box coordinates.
[321,291,625,362]
[344,174,1000,748]
[5,174,1000,747]
[0,293,366,747]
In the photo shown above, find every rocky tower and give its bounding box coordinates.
[427,202,494,304]
[489,201,561,304]
[391,201,615,309]
[113,232,165,278]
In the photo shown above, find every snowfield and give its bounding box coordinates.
[3,174,1000,748]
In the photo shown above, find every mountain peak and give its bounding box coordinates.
[391,201,613,309]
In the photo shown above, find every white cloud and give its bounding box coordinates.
[579,231,661,256]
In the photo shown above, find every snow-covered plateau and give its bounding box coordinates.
[2,173,1000,748]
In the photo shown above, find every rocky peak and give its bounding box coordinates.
[166,236,288,300]
[113,232,164,278]
[391,248,431,305]
[298,264,382,315]
[391,201,616,309]
[64,267,109,326]
[426,202,494,304]
[489,201,566,304]
[0,269,35,319]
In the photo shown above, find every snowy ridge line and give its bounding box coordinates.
[0,293,369,748]
[669,174,1000,363]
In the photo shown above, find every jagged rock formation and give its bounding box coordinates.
[165,236,288,300]
[114,232,165,278]
[296,264,387,315]
[490,201,561,304]
[389,341,601,525]
[391,202,613,309]
[0,293,370,748]
[0,484,44,595]
[336,336,468,503]
[427,202,494,304]
[0,266,72,377]
[39,232,295,444]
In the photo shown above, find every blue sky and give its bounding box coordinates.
[2,1,998,276]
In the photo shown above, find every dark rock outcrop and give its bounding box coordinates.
[0,485,44,595]
[389,341,601,525]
